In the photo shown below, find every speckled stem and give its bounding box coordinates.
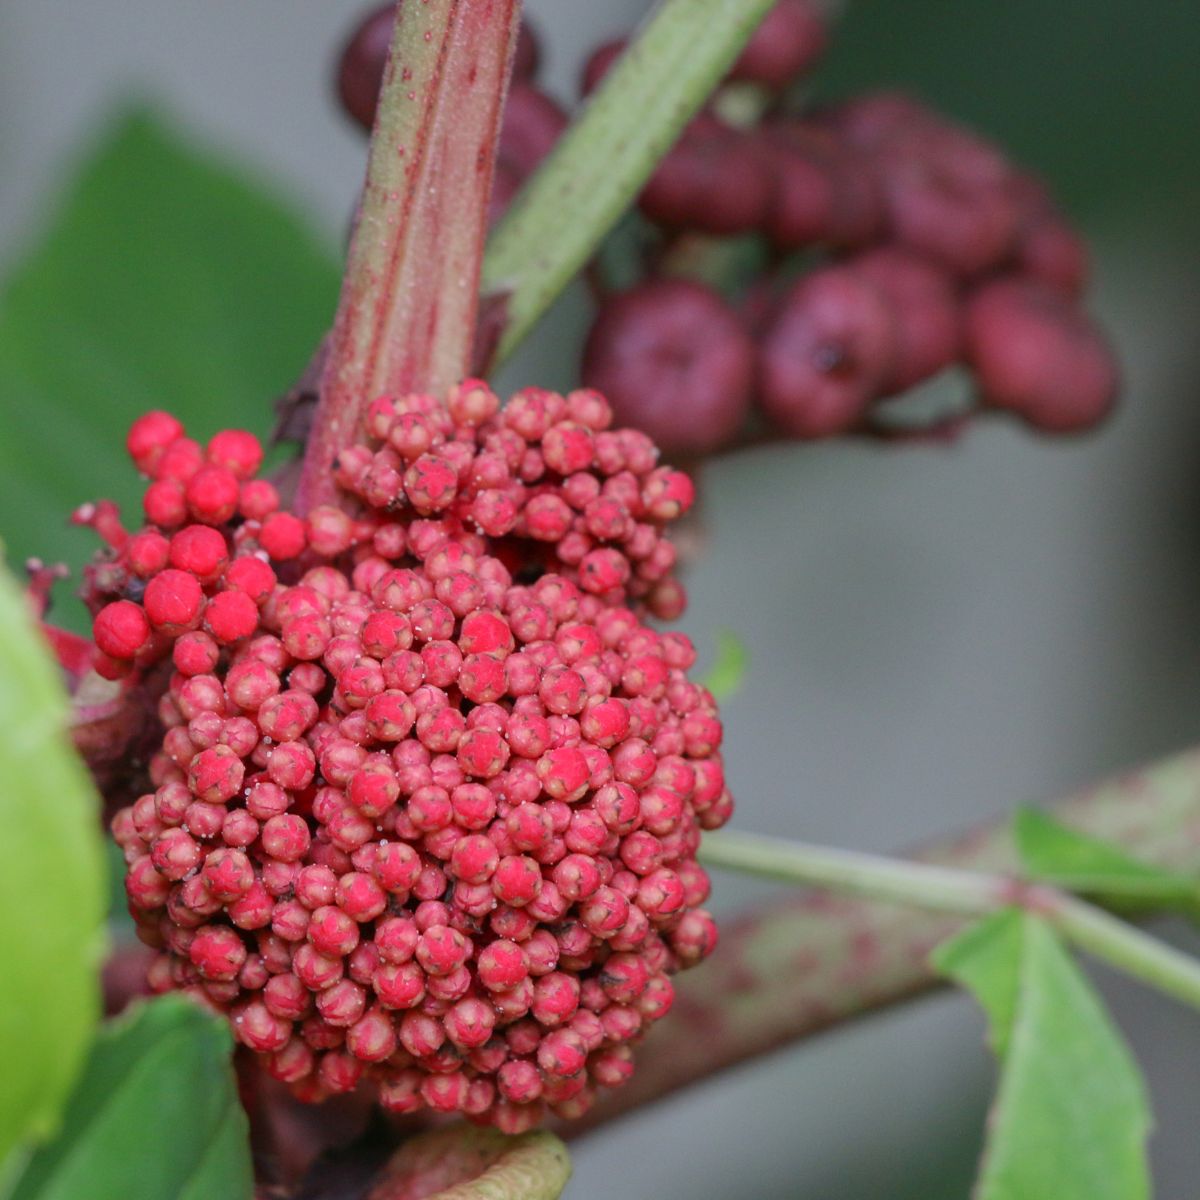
[367,1126,570,1200]
[579,746,1200,1131]
[296,0,521,514]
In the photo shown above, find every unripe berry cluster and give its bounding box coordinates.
[336,6,566,227]
[577,7,1118,453]
[91,384,728,1131]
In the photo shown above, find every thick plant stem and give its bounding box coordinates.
[296,0,521,514]
[480,0,777,370]
[700,830,1200,1011]
[579,746,1200,1131]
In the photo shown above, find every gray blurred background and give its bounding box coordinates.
[2,2,1199,1195]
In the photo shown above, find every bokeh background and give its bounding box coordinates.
[2,1,1199,1195]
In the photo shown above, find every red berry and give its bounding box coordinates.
[758,266,899,437]
[640,116,772,237]
[93,600,151,660]
[335,3,393,130]
[169,525,228,582]
[964,277,1117,433]
[143,569,204,633]
[729,0,827,89]
[206,429,263,480]
[260,512,307,560]
[584,280,754,455]
[204,590,259,645]
[127,411,184,475]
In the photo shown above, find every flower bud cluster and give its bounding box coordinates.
[92,384,727,1130]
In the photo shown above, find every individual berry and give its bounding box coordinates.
[850,247,961,394]
[640,116,773,237]
[757,266,898,437]
[584,280,754,456]
[143,569,204,633]
[126,411,184,474]
[963,277,1118,432]
[728,0,828,89]
[93,600,151,660]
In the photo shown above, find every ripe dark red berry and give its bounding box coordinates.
[963,277,1118,432]
[757,266,898,437]
[850,247,961,394]
[728,0,828,90]
[583,279,755,456]
[335,4,394,130]
[640,116,773,236]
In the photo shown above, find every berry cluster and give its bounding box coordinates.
[336,6,566,227]
[93,386,728,1131]
[578,5,1118,453]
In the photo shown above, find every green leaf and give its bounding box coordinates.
[701,629,749,700]
[936,910,1151,1200]
[931,909,1024,1058]
[482,0,778,366]
[0,107,339,629]
[0,566,106,1170]
[1014,806,1200,905]
[6,997,253,1200]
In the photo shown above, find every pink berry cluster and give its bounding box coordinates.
[578,6,1118,453]
[337,7,566,227]
[93,383,729,1132]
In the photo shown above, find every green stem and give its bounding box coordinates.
[296,0,521,514]
[480,0,777,370]
[700,829,1200,1012]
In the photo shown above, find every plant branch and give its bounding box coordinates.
[296,0,520,513]
[700,829,1200,1012]
[577,746,1200,1132]
[480,0,777,370]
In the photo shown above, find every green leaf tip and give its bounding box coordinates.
[702,629,749,700]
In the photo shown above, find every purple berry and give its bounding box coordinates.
[877,122,1022,276]
[764,121,882,249]
[964,277,1117,432]
[640,117,773,236]
[850,247,961,393]
[580,39,627,97]
[757,267,899,438]
[512,21,542,82]
[728,0,828,90]
[335,4,394,131]
[583,279,755,455]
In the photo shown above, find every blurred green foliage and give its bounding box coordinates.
[0,109,340,630]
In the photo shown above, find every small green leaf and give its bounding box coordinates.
[1014,806,1200,905]
[0,565,106,1170]
[936,911,1151,1200]
[0,107,339,629]
[702,629,749,700]
[931,909,1024,1057]
[6,997,253,1200]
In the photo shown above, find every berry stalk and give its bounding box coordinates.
[297,0,522,514]
[579,745,1200,1129]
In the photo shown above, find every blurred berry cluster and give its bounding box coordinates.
[336,1,1118,458]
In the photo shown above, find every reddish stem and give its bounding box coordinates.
[296,0,521,514]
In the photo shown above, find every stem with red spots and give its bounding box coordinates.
[579,746,1200,1131]
[296,0,521,514]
